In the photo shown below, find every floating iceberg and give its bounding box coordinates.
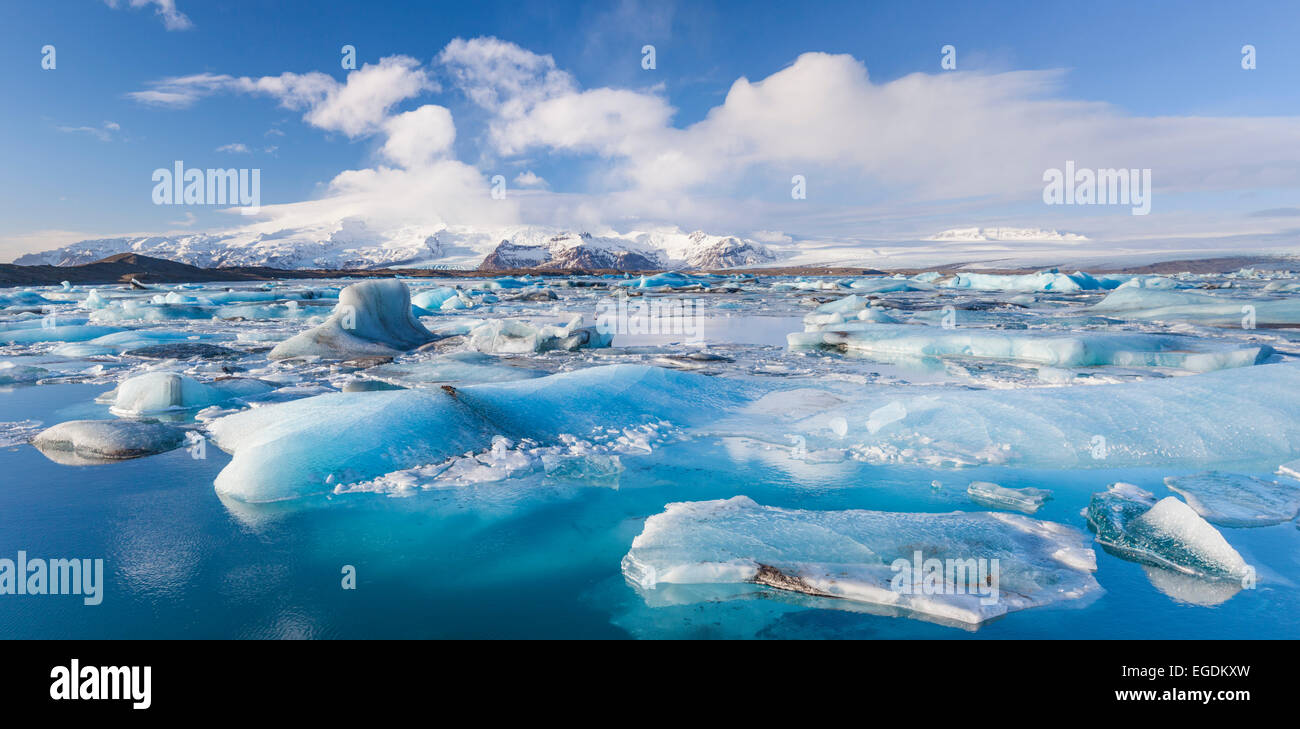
[31,419,186,464]
[1085,484,1252,580]
[788,323,1271,372]
[1163,471,1300,527]
[104,372,274,416]
[409,287,459,314]
[621,496,1100,626]
[269,280,437,360]
[966,481,1052,513]
[942,270,1120,293]
[1090,287,1300,326]
[467,315,612,353]
[208,364,755,502]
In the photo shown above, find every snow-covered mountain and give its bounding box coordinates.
[481,230,776,271]
[926,227,1089,242]
[15,219,777,272]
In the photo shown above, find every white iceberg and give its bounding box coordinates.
[621,496,1100,626]
[103,372,274,416]
[269,279,436,360]
[1091,287,1300,326]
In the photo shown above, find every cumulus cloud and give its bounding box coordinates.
[448,42,1300,208]
[379,105,456,168]
[513,171,546,188]
[129,57,432,137]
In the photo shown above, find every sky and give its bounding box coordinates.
[2,0,1300,262]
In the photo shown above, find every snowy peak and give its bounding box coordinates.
[16,222,777,272]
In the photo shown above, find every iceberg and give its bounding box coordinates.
[787,323,1271,372]
[1085,484,1252,580]
[966,481,1052,513]
[103,372,274,416]
[1163,471,1300,527]
[1090,287,1300,326]
[269,280,437,360]
[31,419,186,464]
[467,315,612,353]
[621,496,1100,626]
[942,270,1119,293]
[207,364,755,502]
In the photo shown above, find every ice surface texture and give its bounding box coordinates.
[1163,472,1300,527]
[621,496,1100,626]
[269,280,436,360]
[1085,484,1251,579]
[1091,288,1300,326]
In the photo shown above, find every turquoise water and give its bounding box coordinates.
[3,382,1297,639]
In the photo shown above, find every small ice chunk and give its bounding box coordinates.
[32,419,186,464]
[1163,471,1300,527]
[967,481,1052,514]
[1085,485,1251,580]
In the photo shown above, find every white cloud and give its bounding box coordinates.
[513,170,546,188]
[56,120,121,142]
[129,57,431,137]
[379,105,456,168]
[105,0,192,31]
[215,142,251,154]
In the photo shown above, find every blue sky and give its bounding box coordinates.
[3,0,1300,261]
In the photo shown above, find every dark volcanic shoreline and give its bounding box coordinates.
[1,252,1293,288]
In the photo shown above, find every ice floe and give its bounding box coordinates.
[1163,471,1300,527]
[966,481,1052,513]
[621,496,1100,626]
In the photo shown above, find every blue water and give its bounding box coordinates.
[3,381,1297,639]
